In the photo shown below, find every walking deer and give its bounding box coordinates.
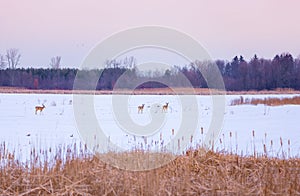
[162,102,169,112]
[138,104,145,114]
[35,104,45,115]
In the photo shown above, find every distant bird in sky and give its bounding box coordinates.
[26,133,31,137]
[70,134,73,137]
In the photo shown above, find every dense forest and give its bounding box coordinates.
[0,53,300,91]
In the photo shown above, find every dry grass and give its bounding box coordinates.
[231,96,300,106]
[1,86,300,95]
[0,87,217,95]
[0,144,300,195]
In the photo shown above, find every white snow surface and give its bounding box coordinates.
[0,93,299,163]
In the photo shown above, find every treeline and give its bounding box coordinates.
[0,68,77,90]
[216,53,300,90]
[0,53,300,91]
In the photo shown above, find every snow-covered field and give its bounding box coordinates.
[0,93,299,163]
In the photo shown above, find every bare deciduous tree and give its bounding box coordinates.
[0,54,6,69]
[105,56,137,69]
[6,48,21,69]
[50,56,61,69]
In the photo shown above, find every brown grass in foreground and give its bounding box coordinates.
[1,149,300,195]
[231,96,300,106]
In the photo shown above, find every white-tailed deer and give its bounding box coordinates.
[138,104,145,114]
[35,104,45,115]
[162,102,169,112]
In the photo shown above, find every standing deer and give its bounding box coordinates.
[138,104,145,114]
[35,104,45,115]
[162,102,169,112]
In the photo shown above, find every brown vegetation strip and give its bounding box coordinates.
[231,96,300,106]
[1,87,300,95]
[1,149,300,195]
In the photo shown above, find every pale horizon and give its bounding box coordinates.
[0,0,299,68]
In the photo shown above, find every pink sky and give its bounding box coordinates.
[0,0,299,68]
